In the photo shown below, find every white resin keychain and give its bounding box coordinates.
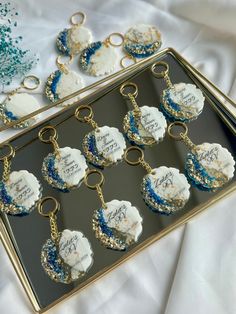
[57,12,93,56]
[45,56,84,106]
[84,170,143,251]
[120,82,167,146]
[0,144,42,216]
[0,75,41,128]
[38,197,93,283]
[75,105,126,168]
[168,122,235,191]
[39,126,88,192]
[151,61,205,122]
[79,33,124,76]
[123,24,162,58]
[124,146,190,215]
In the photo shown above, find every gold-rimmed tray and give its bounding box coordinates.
[0,48,235,313]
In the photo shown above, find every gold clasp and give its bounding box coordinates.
[38,126,60,154]
[0,144,15,182]
[75,105,99,130]
[168,121,196,151]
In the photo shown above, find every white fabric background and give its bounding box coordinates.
[0,0,236,313]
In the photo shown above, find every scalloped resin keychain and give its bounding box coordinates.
[123,24,162,58]
[120,82,167,146]
[39,126,88,192]
[0,144,42,216]
[38,196,93,283]
[57,12,93,56]
[151,61,205,122]
[45,55,84,106]
[0,75,41,128]
[75,105,126,168]
[124,146,190,215]
[79,33,124,76]
[168,122,235,191]
[84,169,143,251]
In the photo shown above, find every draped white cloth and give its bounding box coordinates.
[0,0,236,313]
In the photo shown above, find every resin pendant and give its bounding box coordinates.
[45,69,84,106]
[141,167,190,215]
[83,126,126,167]
[185,143,235,191]
[120,82,167,146]
[79,41,118,76]
[0,170,42,216]
[168,122,235,191]
[123,24,162,58]
[39,196,93,283]
[92,199,143,251]
[42,147,88,192]
[41,229,93,283]
[123,106,167,146]
[124,146,190,215]
[161,83,205,122]
[0,93,41,128]
[56,12,92,56]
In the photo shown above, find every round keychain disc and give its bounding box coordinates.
[92,199,143,251]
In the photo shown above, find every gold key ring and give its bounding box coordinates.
[124,146,144,166]
[106,32,124,47]
[168,122,188,141]
[0,143,15,161]
[38,126,58,144]
[75,105,94,122]
[120,82,138,98]
[151,61,169,78]
[84,169,104,190]
[38,196,60,217]
[70,11,86,26]
[22,75,40,90]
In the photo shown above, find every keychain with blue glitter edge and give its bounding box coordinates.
[56,11,93,56]
[123,24,162,59]
[0,144,42,216]
[79,33,124,76]
[45,55,84,106]
[151,61,205,122]
[168,122,235,191]
[84,169,143,251]
[75,105,126,168]
[0,75,41,128]
[39,126,88,192]
[38,196,93,283]
[124,146,190,215]
[120,82,167,146]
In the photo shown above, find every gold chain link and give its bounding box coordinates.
[2,157,11,182]
[139,158,153,174]
[49,213,59,242]
[51,138,60,156]
[84,116,99,130]
[96,184,107,209]
[180,133,196,151]
[128,93,141,117]
[164,72,173,89]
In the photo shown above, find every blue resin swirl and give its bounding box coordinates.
[57,29,70,55]
[79,41,102,71]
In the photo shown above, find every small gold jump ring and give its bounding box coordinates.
[38,196,60,217]
[120,82,138,98]
[22,75,40,90]
[151,61,169,78]
[38,126,58,144]
[120,55,137,69]
[0,143,15,161]
[84,169,104,190]
[167,122,188,141]
[56,55,73,68]
[124,146,144,166]
[75,105,94,123]
[70,11,86,26]
[107,33,124,47]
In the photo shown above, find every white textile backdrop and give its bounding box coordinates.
[0,0,236,313]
